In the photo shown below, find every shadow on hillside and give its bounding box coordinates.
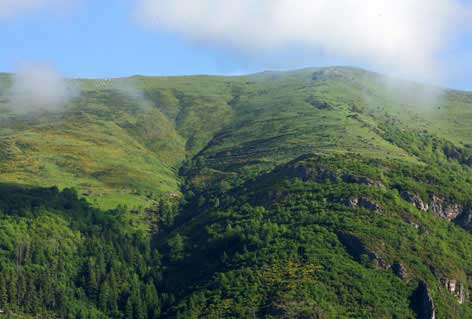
[0,183,119,230]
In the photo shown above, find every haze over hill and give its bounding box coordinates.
[2,66,472,318]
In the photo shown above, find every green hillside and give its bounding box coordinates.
[2,67,472,318]
[1,67,471,209]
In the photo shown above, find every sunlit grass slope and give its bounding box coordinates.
[1,67,472,210]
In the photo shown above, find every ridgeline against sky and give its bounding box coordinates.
[0,0,471,89]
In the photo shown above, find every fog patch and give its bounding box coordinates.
[5,63,80,114]
[380,76,446,110]
[359,72,447,115]
[92,77,152,109]
[113,78,151,106]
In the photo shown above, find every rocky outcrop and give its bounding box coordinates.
[401,192,429,212]
[430,195,462,221]
[443,279,466,304]
[339,197,382,212]
[401,192,463,221]
[340,197,359,208]
[392,262,408,280]
[404,218,420,230]
[358,198,383,212]
[410,281,436,319]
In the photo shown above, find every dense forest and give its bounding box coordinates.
[0,185,163,318]
[2,67,472,318]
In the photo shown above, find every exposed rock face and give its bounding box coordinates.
[392,262,408,280]
[340,197,359,208]
[401,192,429,211]
[410,281,436,319]
[358,198,383,212]
[443,279,466,304]
[339,197,382,212]
[370,252,390,270]
[404,218,420,230]
[430,195,462,221]
[401,192,463,222]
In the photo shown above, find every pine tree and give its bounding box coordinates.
[168,234,185,262]
[86,258,99,300]
[125,298,134,319]
[0,275,7,310]
[144,281,160,319]
[98,281,110,312]
[7,271,18,310]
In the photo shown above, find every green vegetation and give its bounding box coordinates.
[0,185,162,319]
[2,67,472,318]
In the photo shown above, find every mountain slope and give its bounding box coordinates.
[1,67,472,209]
[1,67,472,318]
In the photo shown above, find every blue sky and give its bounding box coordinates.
[0,0,471,90]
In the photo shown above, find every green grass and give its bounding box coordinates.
[2,67,471,209]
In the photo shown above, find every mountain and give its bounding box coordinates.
[1,67,472,318]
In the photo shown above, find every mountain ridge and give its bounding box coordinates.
[1,66,469,93]
[2,66,472,209]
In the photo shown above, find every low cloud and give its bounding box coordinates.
[134,0,469,82]
[6,63,79,113]
[90,77,151,109]
[112,78,146,101]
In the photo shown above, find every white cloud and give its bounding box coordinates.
[7,63,79,113]
[0,0,74,18]
[134,0,468,81]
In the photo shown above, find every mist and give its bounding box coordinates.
[91,77,152,110]
[5,63,79,114]
[112,78,149,105]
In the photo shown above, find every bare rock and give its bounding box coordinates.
[403,193,464,222]
[430,195,462,221]
[339,197,382,212]
[358,198,383,212]
[401,191,429,211]
[443,279,466,304]
[339,197,359,208]
[392,262,408,280]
